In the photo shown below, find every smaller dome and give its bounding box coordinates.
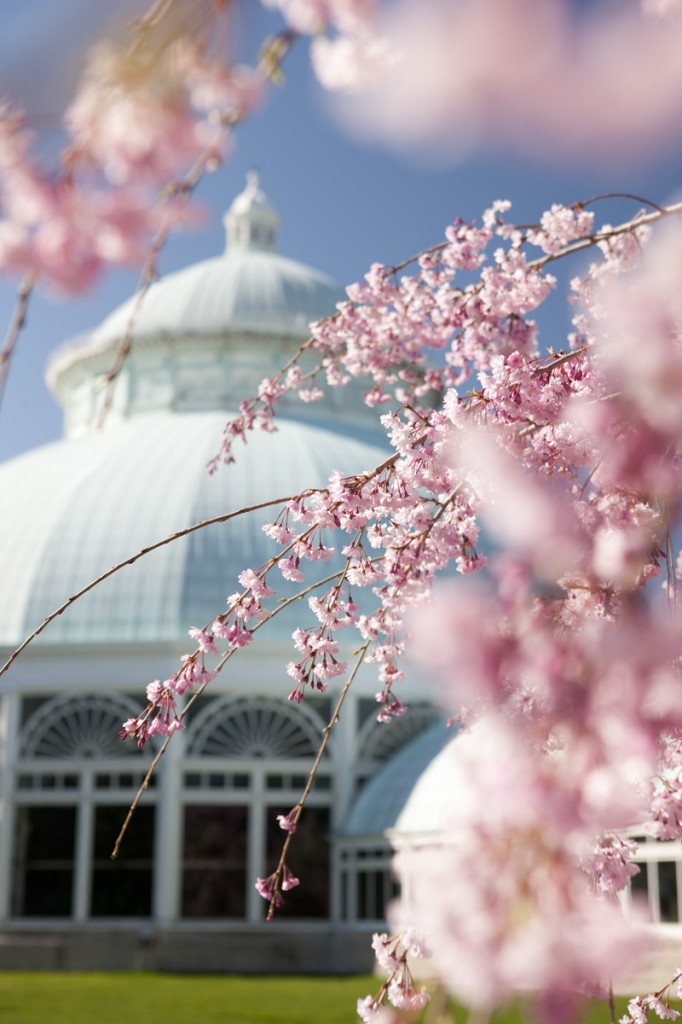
[343,721,453,837]
[223,170,280,253]
[45,173,345,429]
[392,732,462,838]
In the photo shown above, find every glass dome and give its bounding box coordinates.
[0,410,387,645]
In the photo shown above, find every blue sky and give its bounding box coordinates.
[0,0,680,461]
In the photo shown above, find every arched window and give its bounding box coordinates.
[187,696,325,759]
[13,693,156,920]
[19,693,142,759]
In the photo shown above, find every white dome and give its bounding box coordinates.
[0,411,387,646]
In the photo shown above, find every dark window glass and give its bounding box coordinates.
[659,862,679,923]
[266,806,330,918]
[13,805,76,916]
[91,804,155,917]
[357,870,398,920]
[631,862,648,899]
[182,805,248,918]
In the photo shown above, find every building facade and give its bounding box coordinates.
[0,175,441,972]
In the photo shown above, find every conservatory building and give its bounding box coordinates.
[0,174,442,972]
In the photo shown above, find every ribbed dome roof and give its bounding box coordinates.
[343,720,453,837]
[89,249,342,346]
[0,411,387,646]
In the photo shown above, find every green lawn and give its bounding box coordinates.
[0,973,668,1024]
[0,974,374,1024]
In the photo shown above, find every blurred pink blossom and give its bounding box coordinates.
[332,0,682,166]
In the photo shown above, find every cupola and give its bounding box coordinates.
[223,169,280,253]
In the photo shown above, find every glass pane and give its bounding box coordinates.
[13,805,76,916]
[182,805,248,918]
[357,870,398,920]
[91,805,155,917]
[631,862,648,898]
[659,862,679,923]
[266,806,330,918]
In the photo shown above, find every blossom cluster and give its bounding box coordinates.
[0,3,271,294]
[357,930,431,1022]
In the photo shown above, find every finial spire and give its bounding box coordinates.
[223,172,279,254]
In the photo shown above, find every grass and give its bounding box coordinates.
[0,973,674,1024]
[0,973,375,1024]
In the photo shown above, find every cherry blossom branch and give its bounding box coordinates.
[358,930,431,1021]
[1,428,407,689]
[530,199,682,271]
[259,638,370,920]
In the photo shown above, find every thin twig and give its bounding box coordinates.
[0,270,35,412]
[579,192,669,214]
[531,345,588,378]
[95,171,204,426]
[129,0,176,34]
